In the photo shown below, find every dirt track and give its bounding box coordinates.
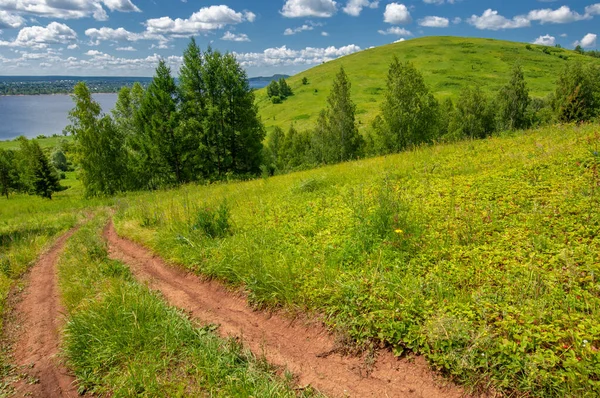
[105,221,467,398]
[10,228,80,398]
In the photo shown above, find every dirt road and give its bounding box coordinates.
[10,228,80,397]
[105,221,467,398]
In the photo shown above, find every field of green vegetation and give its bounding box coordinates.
[114,123,600,396]
[0,135,70,151]
[256,36,600,132]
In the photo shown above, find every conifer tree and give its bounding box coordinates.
[136,59,183,186]
[267,80,280,98]
[497,63,530,130]
[373,58,439,154]
[322,66,362,162]
[31,141,61,199]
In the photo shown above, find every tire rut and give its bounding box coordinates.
[10,227,81,398]
[105,221,468,398]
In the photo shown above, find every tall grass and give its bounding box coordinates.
[58,215,321,397]
[115,123,600,396]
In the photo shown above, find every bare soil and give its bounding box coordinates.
[105,221,469,398]
[9,228,80,397]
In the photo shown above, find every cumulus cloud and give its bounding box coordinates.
[423,0,456,4]
[384,3,411,24]
[0,21,77,48]
[145,5,254,36]
[283,21,323,35]
[116,46,136,51]
[574,33,597,48]
[533,34,555,46]
[281,0,338,18]
[418,16,449,27]
[342,0,378,17]
[233,44,361,68]
[0,0,141,21]
[221,31,250,42]
[0,9,24,28]
[377,27,412,36]
[586,4,600,16]
[527,5,589,24]
[468,9,530,30]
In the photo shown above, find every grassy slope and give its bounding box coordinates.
[256,36,600,132]
[116,123,600,396]
[0,135,71,151]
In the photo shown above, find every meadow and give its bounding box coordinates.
[256,36,600,132]
[114,122,600,396]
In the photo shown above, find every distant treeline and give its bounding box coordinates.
[263,58,600,174]
[0,77,152,96]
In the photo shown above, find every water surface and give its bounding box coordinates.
[0,94,118,141]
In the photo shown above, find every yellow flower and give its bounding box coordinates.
[395,229,403,234]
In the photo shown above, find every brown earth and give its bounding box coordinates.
[105,221,470,398]
[9,228,81,397]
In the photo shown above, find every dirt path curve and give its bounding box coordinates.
[105,221,467,398]
[10,227,80,398]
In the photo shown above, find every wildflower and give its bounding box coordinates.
[395,229,403,234]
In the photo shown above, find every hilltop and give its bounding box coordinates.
[256,36,600,132]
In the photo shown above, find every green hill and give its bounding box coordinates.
[256,36,600,132]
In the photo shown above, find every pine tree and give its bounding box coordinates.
[278,78,293,98]
[136,59,183,186]
[373,58,440,154]
[179,38,210,179]
[323,66,362,162]
[31,142,61,199]
[497,63,530,130]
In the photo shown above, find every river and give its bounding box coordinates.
[0,94,118,141]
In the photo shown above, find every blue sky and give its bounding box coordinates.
[0,0,598,77]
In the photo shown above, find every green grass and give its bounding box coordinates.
[58,214,321,397]
[0,135,72,151]
[256,36,600,132]
[115,123,600,397]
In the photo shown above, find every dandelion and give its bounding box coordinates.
[395,229,403,234]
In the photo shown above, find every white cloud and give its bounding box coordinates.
[574,33,597,48]
[281,0,338,18]
[321,31,329,36]
[85,26,164,46]
[378,27,412,36]
[221,31,249,42]
[0,10,24,28]
[586,4,600,16]
[423,0,456,4]
[418,16,449,27]
[233,44,361,68]
[116,46,136,51]
[342,0,378,17]
[145,5,254,36]
[284,21,322,35]
[452,17,461,24]
[384,3,411,24]
[0,0,141,21]
[0,22,77,48]
[533,34,555,46]
[527,5,589,24]
[67,43,78,49]
[468,9,530,30]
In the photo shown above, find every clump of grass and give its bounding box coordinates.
[192,200,231,239]
[59,215,317,397]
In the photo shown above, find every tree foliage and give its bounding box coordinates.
[497,63,530,130]
[554,62,600,122]
[373,58,439,154]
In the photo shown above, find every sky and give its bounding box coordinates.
[0,0,598,78]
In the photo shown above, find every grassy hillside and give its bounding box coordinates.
[256,36,600,132]
[0,135,71,150]
[115,122,600,396]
